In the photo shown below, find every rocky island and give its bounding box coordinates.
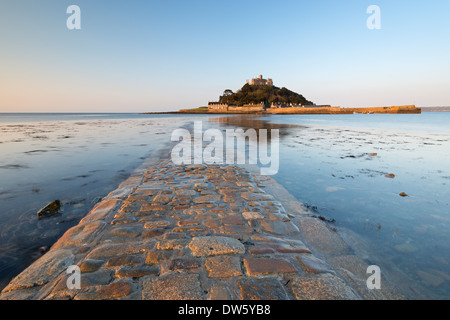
[174,75,421,115]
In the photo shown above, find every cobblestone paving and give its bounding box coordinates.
[0,158,404,300]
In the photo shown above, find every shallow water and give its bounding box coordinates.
[0,114,208,290]
[210,113,450,299]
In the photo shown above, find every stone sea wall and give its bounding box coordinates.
[269,105,421,114]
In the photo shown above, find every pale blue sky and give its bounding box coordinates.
[0,0,449,112]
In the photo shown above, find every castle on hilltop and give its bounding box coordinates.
[246,74,273,86]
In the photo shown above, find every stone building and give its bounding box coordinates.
[246,75,273,86]
[229,102,265,112]
[271,102,303,108]
[208,102,230,112]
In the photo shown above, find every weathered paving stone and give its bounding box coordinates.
[74,280,134,300]
[0,288,41,300]
[132,189,158,197]
[114,210,133,219]
[141,274,203,300]
[259,220,299,236]
[86,242,153,259]
[2,249,74,293]
[106,187,133,200]
[241,192,274,202]
[217,225,253,235]
[200,189,219,196]
[81,199,120,223]
[144,220,171,229]
[119,202,142,213]
[172,226,207,233]
[294,217,350,255]
[168,258,201,271]
[248,247,276,255]
[52,221,106,249]
[221,215,245,226]
[236,181,256,188]
[126,195,149,202]
[209,209,228,214]
[193,195,221,204]
[152,191,173,203]
[269,243,311,254]
[157,239,189,250]
[205,256,242,278]
[79,259,104,273]
[238,278,289,300]
[163,232,187,240]
[116,265,159,278]
[170,196,191,204]
[175,189,196,197]
[108,226,141,238]
[145,250,173,264]
[177,219,199,226]
[290,274,360,300]
[172,205,189,210]
[80,270,113,288]
[190,230,212,237]
[266,212,290,221]
[202,219,221,228]
[296,254,334,274]
[242,211,264,220]
[249,236,311,254]
[244,257,296,276]
[188,236,245,257]
[111,217,137,225]
[208,285,231,300]
[142,228,167,238]
[106,255,142,268]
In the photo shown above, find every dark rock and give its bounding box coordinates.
[37,200,61,218]
[238,278,288,300]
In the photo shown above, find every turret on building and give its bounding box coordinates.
[246,74,273,86]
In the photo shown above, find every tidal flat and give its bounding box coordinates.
[0,115,201,290]
[0,113,449,299]
[219,113,450,299]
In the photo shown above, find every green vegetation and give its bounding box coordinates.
[182,106,208,111]
[218,84,314,107]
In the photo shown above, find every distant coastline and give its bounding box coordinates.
[143,105,422,115]
[421,106,450,112]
